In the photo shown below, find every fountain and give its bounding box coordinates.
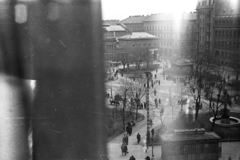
[210,106,240,127]
[210,93,240,127]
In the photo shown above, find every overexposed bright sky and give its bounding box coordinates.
[101,0,198,20]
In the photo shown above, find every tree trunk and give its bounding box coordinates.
[137,62,141,70]
[135,103,138,121]
[115,103,117,119]
[122,97,126,130]
[123,63,126,69]
[195,91,201,121]
[211,117,216,131]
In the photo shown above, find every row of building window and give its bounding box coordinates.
[105,45,114,51]
[215,18,240,27]
[144,25,195,31]
[148,32,196,40]
[128,25,142,31]
[132,43,156,47]
[159,41,196,48]
[214,41,240,50]
[215,30,240,39]
[145,25,172,31]
[198,9,211,16]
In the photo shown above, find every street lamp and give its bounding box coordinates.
[151,128,154,159]
[135,92,140,121]
[145,71,152,148]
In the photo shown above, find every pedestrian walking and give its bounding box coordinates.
[125,134,129,145]
[122,134,126,144]
[158,98,161,104]
[127,122,132,135]
[151,128,155,137]
[143,144,147,153]
[129,155,136,160]
[121,143,128,155]
[141,103,143,109]
[129,126,132,136]
[122,134,128,145]
[228,157,232,160]
[137,133,141,144]
[159,80,160,85]
[145,156,150,160]
[144,102,146,109]
[154,89,156,96]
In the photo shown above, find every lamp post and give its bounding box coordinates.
[135,92,140,121]
[151,128,154,159]
[145,71,152,148]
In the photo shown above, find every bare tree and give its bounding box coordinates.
[230,52,240,81]
[116,77,134,129]
[167,87,181,121]
[189,51,216,120]
[129,47,147,70]
[203,67,232,131]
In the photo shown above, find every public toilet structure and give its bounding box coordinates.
[161,128,221,160]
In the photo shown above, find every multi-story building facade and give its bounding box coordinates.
[196,0,214,54]
[116,32,160,68]
[103,23,128,62]
[143,13,198,60]
[121,15,148,32]
[212,0,240,69]
[196,0,240,73]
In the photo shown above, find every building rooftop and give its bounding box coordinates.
[103,25,126,32]
[161,129,221,142]
[103,20,120,25]
[121,15,148,24]
[119,32,158,40]
[144,12,197,22]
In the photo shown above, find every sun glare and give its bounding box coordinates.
[102,0,197,20]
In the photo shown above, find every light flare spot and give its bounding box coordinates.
[15,4,27,23]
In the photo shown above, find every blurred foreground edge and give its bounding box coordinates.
[0,0,107,160]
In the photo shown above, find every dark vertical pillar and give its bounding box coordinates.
[23,0,106,159]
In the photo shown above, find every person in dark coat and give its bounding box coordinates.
[125,135,128,145]
[145,156,150,160]
[129,155,136,160]
[151,129,155,137]
[127,122,132,136]
[122,134,127,144]
[129,126,132,136]
[136,133,141,144]
[126,125,129,132]
[144,102,146,109]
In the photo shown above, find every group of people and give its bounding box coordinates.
[129,155,150,160]
[122,132,151,160]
